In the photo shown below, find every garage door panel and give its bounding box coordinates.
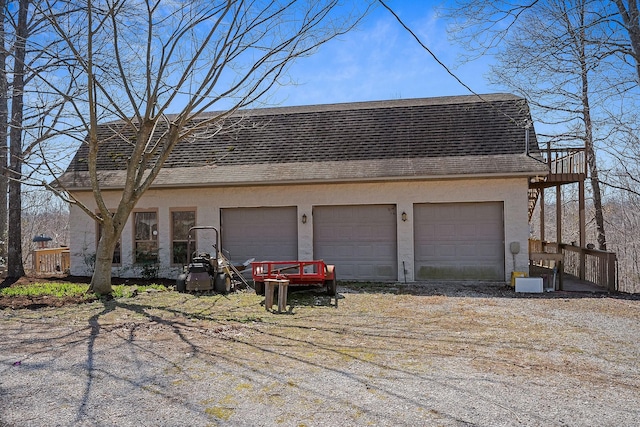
[422,245,436,257]
[377,245,396,258]
[435,225,456,239]
[341,264,355,277]
[221,207,297,263]
[422,226,436,240]
[438,245,456,257]
[314,205,397,281]
[458,244,478,257]
[459,224,476,236]
[415,202,504,280]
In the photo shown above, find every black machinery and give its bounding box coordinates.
[176,226,249,293]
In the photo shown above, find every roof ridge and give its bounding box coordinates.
[207,93,522,118]
[94,93,522,124]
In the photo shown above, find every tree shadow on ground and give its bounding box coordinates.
[263,287,340,314]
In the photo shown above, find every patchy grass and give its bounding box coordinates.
[0,281,168,298]
[112,283,169,298]
[0,282,91,298]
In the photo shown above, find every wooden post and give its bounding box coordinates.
[277,280,289,313]
[556,184,562,247]
[579,179,586,280]
[264,280,276,311]
[607,253,617,292]
[264,279,289,312]
[556,186,563,291]
[558,259,564,291]
[540,188,545,242]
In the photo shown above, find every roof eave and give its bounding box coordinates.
[57,153,551,191]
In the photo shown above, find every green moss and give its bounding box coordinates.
[235,383,253,391]
[204,406,234,421]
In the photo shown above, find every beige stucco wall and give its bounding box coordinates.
[68,177,531,282]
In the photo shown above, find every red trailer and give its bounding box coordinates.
[251,260,336,296]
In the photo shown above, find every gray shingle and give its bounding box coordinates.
[60,93,547,189]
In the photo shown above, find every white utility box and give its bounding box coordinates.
[515,277,544,293]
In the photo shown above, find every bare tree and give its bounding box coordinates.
[0,0,8,264]
[0,0,76,279]
[41,0,371,294]
[7,0,29,278]
[446,0,638,251]
[611,0,640,81]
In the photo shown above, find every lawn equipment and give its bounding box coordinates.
[176,226,250,293]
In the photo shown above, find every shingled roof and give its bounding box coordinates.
[59,93,549,189]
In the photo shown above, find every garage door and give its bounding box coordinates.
[313,205,397,281]
[221,207,297,262]
[414,202,504,280]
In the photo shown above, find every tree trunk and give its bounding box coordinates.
[7,0,28,278]
[579,9,607,250]
[588,162,607,250]
[89,220,122,295]
[0,0,8,262]
[7,181,22,276]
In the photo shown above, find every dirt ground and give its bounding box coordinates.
[2,279,640,426]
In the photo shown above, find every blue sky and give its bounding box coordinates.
[269,1,497,107]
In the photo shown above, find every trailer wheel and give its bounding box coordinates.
[254,281,265,296]
[325,266,337,296]
[325,277,337,296]
[214,273,232,294]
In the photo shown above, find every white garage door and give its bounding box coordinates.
[313,205,397,281]
[414,202,504,280]
[221,207,297,262]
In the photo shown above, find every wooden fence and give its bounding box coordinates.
[31,247,70,275]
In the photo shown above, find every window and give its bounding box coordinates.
[134,211,158,264]
[171,210,196,265]
[96,214,121,265]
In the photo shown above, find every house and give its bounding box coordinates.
[58,93,549,282]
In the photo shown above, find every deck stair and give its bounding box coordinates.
[528,186,542,221]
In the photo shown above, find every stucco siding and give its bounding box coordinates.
[68,177,531,282]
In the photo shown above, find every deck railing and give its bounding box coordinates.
[540,143,586,175]
[559,244,617,292]
[31,247,70,275]
[529,240,617,291]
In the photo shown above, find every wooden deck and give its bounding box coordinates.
[529,265,609,293]
[525,145,619,293]
[560,275,610,293]
[528,144,587,221]
[529,240,618,292]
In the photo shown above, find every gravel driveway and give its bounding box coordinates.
[1,282,639,426]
